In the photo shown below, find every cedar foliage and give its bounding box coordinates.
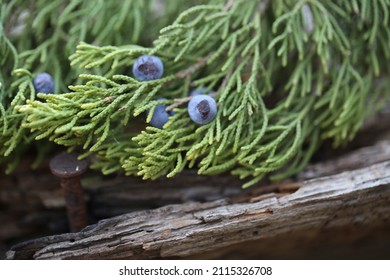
[1,0,390,188]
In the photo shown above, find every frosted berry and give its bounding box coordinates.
[132,55,164,81]
[189,87,214,96]
[33,73,55,94]
[149,99,173,128]
[301,4,314,35]
[188,95,217,125]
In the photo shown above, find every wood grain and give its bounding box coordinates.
[7,159,390,259]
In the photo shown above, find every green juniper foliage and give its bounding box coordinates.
[0,0,181,171]
[1,0,390,188]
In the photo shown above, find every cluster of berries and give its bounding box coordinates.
[132,55,217,128]
[33,54,218,129]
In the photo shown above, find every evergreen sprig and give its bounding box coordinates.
[0,0,188,171]
[2,0,390,187]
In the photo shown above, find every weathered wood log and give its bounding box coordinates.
[299,140,390,179]
[7,159,390,260]
[1,139,390,248]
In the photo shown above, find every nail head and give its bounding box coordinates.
[49,152,89,178]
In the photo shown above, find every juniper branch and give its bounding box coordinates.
[6,0,390,188]
[1,0,185,171]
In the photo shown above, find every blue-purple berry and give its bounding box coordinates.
[188,95,217,125]
[132,55,164,81]
[33,73,55,94]
[149,99,173,128]
[189,87,214,96]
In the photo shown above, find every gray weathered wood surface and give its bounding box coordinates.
[6,153,390,259]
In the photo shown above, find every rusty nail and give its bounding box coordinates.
[49,152,89,232]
